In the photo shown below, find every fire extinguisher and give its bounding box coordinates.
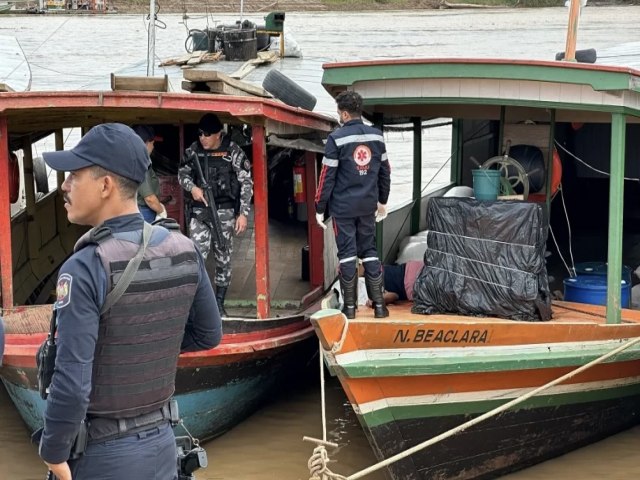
[9,152,19,204]
[292,160,305,203]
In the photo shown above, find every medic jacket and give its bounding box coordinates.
[39,215,222,464]
[315,119,391,218]
[178,137,253,217]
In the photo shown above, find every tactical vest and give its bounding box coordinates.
[191,138,240,211]
[74,223,200,419]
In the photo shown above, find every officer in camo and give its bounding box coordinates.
[179,113,253,317]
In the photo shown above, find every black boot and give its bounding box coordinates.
[339,274,358,319]
[215,286,228,318]
[365,273,389,318]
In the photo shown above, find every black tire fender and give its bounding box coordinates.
[262,69,317,111]
[33,156,49,194]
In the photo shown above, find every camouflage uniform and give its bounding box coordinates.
[178,137,253,288]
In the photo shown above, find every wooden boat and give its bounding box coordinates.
[310,36,640,480]
[0,89,336,441]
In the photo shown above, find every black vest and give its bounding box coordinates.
[191,138,240,211]
[75,223,200,418]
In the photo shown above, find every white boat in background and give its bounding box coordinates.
[0,35,32,92]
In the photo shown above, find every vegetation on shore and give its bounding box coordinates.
[113,0,638,14]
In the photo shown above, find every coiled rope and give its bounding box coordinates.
[305,312,640,480]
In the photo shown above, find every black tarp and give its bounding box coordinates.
[412,198,551,321]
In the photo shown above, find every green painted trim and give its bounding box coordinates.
[451,119,462,184]
[363,96,635,117]
[359,383,640,428]
[411,117,422,234]
[606,113,626,323]
[339,349,640,378]
[322,62,639,95]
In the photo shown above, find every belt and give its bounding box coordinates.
[88,403,171,442]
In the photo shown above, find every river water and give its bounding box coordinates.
[1,5,640,480]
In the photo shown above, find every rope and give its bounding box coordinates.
[303,341,347,480]
[329,317,350,354]
[341,334,640,480]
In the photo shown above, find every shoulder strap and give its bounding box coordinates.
[100,222,153,315]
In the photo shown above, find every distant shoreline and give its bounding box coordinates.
[111,1,636,15]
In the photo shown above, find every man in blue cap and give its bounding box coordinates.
[38,123,222,480]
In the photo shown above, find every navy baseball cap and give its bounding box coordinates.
[43,123,150,184]
[132,124,163,143]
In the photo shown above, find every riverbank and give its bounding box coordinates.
[112,0,638,15]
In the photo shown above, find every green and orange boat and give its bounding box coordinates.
[310,6,640,479]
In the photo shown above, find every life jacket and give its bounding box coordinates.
[74,221,200,418]
[191,138,240,211]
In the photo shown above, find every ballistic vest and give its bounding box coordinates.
[189,138,240,211]
[74,223,200,418]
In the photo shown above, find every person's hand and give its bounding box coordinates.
[191,186,207,206]
[155,206,167,221]
[45,461,72,480]
[315,213,327,230]
[375,203,387,222]
[235,214,248,235]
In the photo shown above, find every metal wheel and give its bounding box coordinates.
[481,155,530,200]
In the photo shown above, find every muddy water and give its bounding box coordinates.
[2,5,640,479]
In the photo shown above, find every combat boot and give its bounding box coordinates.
[215,286,229,318]
[339,274,358,319]
[365,273,389,318]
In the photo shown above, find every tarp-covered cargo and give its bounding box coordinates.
[412,198,551,321]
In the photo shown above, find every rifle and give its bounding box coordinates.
[191,156,228,254]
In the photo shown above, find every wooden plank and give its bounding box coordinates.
[159,51,222,67]
[230,51,279,80]
[184,70,270,97]
[110,73,168,92]
[0,83,15,93]
[205,81,260,97]
[180,80,211,93]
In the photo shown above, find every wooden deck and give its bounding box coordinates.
[203,211,312,315]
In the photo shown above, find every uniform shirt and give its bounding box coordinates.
[136,166,160,207]
[178,138,253,217]
[39,214,222,464]
[315,118,391,218]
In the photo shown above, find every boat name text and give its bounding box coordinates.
[393,329,489,344]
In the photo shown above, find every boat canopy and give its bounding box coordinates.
[322,58,640,125]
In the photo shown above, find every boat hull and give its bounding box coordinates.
[312,304,640,480]
[1,311,317,441]
[363,388,640,480]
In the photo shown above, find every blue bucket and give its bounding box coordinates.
[563,275,630,308]
[472,169,501,201]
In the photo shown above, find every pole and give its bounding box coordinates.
[564,0,582,62]
[147,0,156,76]
[240,0,243,23]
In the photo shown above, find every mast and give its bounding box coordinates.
[564,0,583,62]
[147,0,156,76]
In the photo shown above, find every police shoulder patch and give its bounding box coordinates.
[55,273,73,309]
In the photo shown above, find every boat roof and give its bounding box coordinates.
[0,90,335,146]
[321,58,640,125]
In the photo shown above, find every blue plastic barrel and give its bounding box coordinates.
[563,275,630,308]
[574,261,632,286]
